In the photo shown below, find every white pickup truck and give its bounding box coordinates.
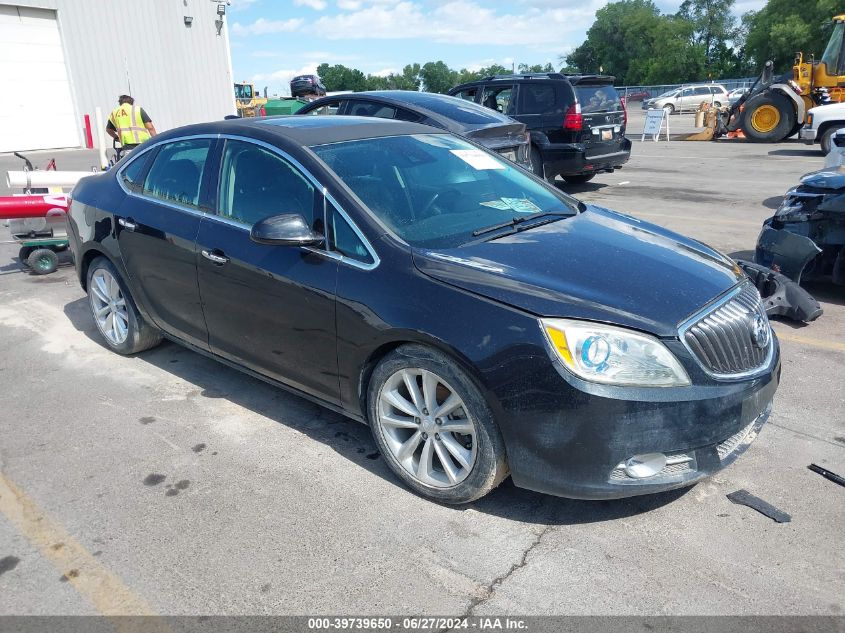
[799,102,845,153]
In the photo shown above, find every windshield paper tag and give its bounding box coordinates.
[450,149,506,170]
[480,198,542,213]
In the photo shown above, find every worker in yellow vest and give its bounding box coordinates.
[106,95,157,151]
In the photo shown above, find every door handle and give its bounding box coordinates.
[201,249,229,265]
[118,217,137,231]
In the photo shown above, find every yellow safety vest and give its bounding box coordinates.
[109,104,151,146]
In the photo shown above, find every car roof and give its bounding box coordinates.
[151,115,443,147]
[300,90,519,133]
[450,73,616,90]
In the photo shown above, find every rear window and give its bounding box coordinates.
[577,86,621,113]
[392,92,510,125]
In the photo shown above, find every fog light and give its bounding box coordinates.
[624,453,667,479]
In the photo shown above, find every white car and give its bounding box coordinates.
[800,102,845,153]
[641,84,728,113]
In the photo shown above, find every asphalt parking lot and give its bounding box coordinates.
[0,111,843,619]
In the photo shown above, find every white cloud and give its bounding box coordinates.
[231,17,305,36]
[295,0,328,9]
[312,1,602,46]
[371,67,398,77]
[337,0,362,9]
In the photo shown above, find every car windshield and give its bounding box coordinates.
[311,134,578,249]
[656,89,677,98]
[576,86,622,113]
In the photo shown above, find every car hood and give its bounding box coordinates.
[412,206,744,337]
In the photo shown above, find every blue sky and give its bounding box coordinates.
[228,0,766,96]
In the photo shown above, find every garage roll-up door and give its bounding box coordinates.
[0,5,79,152]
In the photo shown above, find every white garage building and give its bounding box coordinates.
[0,0,236,153]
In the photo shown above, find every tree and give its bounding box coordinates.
[677,0,738,70]
[315,63,366,92]
[419,61,457,93]
[518,63,554,73]
[743,0,840,73]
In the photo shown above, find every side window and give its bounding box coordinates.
[680,88,693,98]
[142,139,212,209]
[520,84,556,114]
[346,101,396,118]
[481,85,513,113]
[121,149,155,193]
[694,87,711,96]
[455,87,478,102]
[307,100,342,115]
[329,206,374,265]
[217,140,315,227]
[394,108,423,122]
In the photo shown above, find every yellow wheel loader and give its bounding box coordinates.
[234,82,268,118]
[726,15,845,142]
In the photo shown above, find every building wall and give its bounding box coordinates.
[0,0,236,151]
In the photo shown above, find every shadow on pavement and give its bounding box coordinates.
[62,295,692,525]
[768,148,819,158]
[761,196,782,210]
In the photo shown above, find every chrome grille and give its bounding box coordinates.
[682,283,771,377]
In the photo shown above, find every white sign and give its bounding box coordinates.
[642,108,669,142]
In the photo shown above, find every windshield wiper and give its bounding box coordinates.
[471,211,573,237]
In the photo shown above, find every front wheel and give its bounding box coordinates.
[820,127,839,154]
[663,104,675,115]
[86,257,162,355]
[742,92,796,143]
[367,345,509,504]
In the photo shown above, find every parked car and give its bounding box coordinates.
[642,84,729,113]
[68,116,779,504]
[623,89,651,102]
[756,155,845,287]
[799,101,845,153]
[448,72,631,185]
[297,90,530,169]
[290,74,326,98]
[727,87,750,106]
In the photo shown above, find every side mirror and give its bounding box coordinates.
[250,213,324,247]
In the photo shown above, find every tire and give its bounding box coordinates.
[663,103,675,115]
[713,101,722,108]
[529,145,544,179]
[367,344,509,504]
[820,126,838,155]
[86,257,162,355]
[18,246,34,264]
[742,92,796,143]
[786,122,803,139]
[27,248,58,275]
[562,173,596,185]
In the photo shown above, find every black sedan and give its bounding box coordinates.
[67,116,780,504]
[297,90,531,170]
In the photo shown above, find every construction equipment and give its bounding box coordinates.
[726,15,845,142]
[0,194,69,275]
[234,81,268,118]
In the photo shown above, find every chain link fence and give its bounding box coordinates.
[618,78,757,114]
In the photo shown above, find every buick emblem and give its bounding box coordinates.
[750,314,770,348]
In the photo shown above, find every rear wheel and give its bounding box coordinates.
[18,246,34,264]
[562,174,596,185]
[742,92,796,143]
[86,257,162,355]
[367,345,509,504]
[27,248,58,275]
[529,145,544,179]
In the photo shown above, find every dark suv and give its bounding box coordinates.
[449,73,631,184]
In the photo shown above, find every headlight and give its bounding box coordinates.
[540,319,691,387]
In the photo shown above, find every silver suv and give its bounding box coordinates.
[642,84,729,113]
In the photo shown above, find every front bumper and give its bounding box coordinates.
[497,342,780,500]
[799,127,817,144]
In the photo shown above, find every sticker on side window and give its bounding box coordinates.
[450,149,506,170]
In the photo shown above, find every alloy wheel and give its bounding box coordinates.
[376,368,477,488]
[89,269,130,346]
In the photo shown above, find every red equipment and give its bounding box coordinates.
[0,195,68,220]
